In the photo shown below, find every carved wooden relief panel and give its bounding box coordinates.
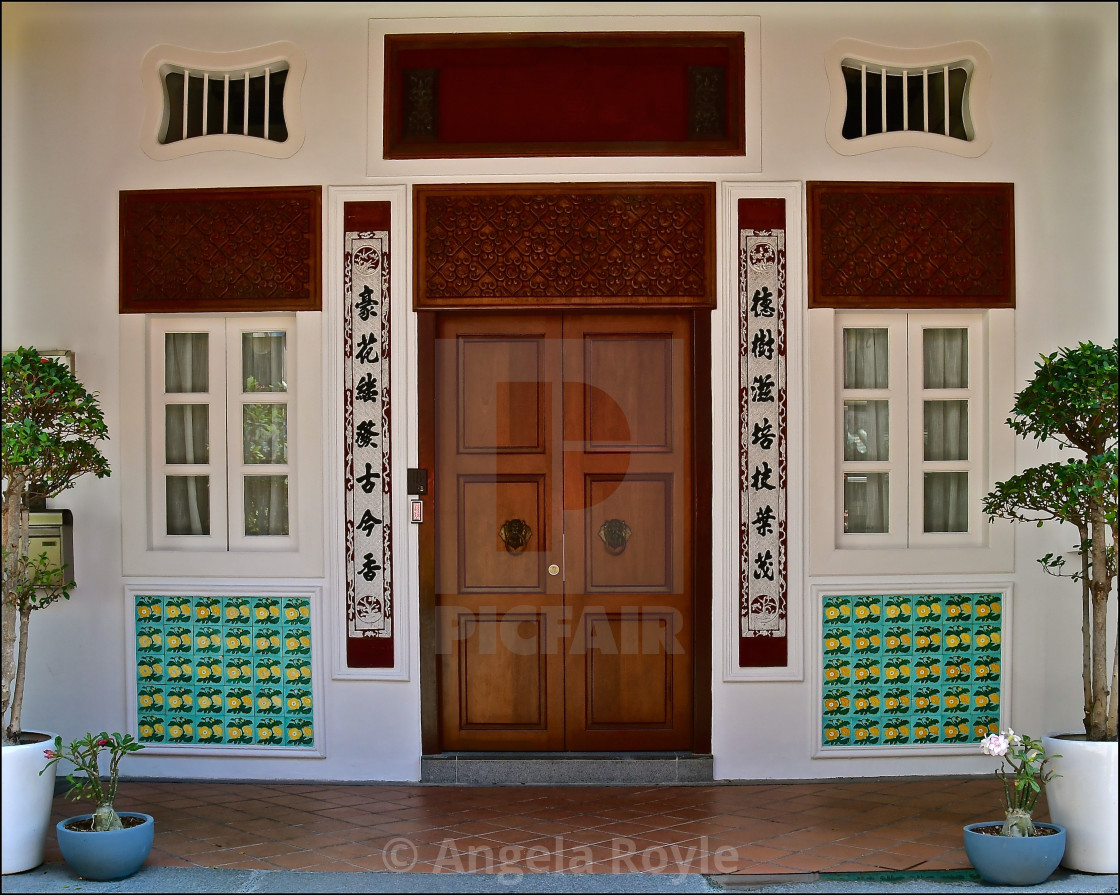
[808,182,1014,308]
[120,186,321,313]
[414,183,716,309]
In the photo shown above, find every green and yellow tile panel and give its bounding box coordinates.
[134,594,314,747]
[821,593,1003,748]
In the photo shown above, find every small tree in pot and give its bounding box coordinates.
[2,347,111,746]
[982,338,1117,740]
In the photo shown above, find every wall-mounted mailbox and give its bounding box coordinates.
[27,509,74,587]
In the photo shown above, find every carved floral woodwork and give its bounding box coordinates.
[119,186,321,313]
[413,183,716,309]
[808,182,1014,308]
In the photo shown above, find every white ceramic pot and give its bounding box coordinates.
[2,731,59,875]
[1042,733,1118,873]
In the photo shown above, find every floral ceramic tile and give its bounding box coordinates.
[820,594,1002,749]
[134,594,314,747]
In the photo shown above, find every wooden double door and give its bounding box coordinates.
[434,311,695,751]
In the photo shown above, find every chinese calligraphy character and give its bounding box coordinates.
[355,373,380,403]
[360,553,383,582]
[753,549,775,581]
[750,286,775,318]
[750,374,776,403]
[356,462,381,494]
[750,329,775,360]
[751,462,776,491]
[356,333,380,364]
[751,504,776,537]
[355,284,379,322]
[355,419,379,448]
[357,509,383,536]
[751,419,776,450]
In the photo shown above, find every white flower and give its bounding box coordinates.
[1006,728,1022,746]
[980,733,1010,757]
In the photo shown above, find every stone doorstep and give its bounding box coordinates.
[420,753,715,785]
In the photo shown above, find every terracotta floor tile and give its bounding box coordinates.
[860,849,925,871]
[37,776,1017,877]
[772,852,851,872]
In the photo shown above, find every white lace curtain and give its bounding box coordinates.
[164,331,288,537]
[843,327,968,534]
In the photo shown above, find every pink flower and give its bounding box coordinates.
[43,749,57,760]
[96,739,111,746]
[980,732,1010,757]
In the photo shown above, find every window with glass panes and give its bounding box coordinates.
[837,312,984,548]
[151,317,295,551]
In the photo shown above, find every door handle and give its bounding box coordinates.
[598,518,632,555]
[499,518,532,553]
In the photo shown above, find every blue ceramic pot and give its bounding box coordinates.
[55,812,154,881]
[963,821,1066,886]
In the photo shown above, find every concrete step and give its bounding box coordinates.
[421,752,714,785]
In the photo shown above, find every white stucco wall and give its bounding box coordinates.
[2,1,1116,783]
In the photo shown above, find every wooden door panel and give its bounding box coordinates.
[585,475,672,592]
[563,313,693,751]
[458,475,546,592]
[457,337,546,453]
[584,335,674,450]
[436,311,693,752]
[436,314,564,750]
[568,605,692,749]
[440,602,565,749]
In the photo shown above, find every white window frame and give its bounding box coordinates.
[808,308,1014,576]
[150,317,296,553]
[824,39,992,158]
[121,312,323,579]
[140,42,307,161]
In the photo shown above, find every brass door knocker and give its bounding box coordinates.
[598,518,632,555]
[499,518,533,553]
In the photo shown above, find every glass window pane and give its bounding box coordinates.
[843,328,889,389]
[844,473,889,533]
[925,472,968,532]
[244,475,289,536]
[165,405,209,464]
[844,400,889,461]
[924,328,968,388]
[165,333,208,393]
[924,400,969,460]
[166,476,209,535]
[243,332,287,392]
[243,404,288,464]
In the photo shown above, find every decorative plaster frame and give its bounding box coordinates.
[368,14,761,177]
[326,185,413,681]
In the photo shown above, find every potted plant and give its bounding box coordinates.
[982,338,1118,873]
[41,731,152,880]
[2,347,111,874]
[964,728,1065,885]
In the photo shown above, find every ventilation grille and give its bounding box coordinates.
[824,40,991,158]
[141,42,306,160]
[841,59,971,142]
[160,64,289,145]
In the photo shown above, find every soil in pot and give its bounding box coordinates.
[968,823,1062,838]
[61,814,150,833]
